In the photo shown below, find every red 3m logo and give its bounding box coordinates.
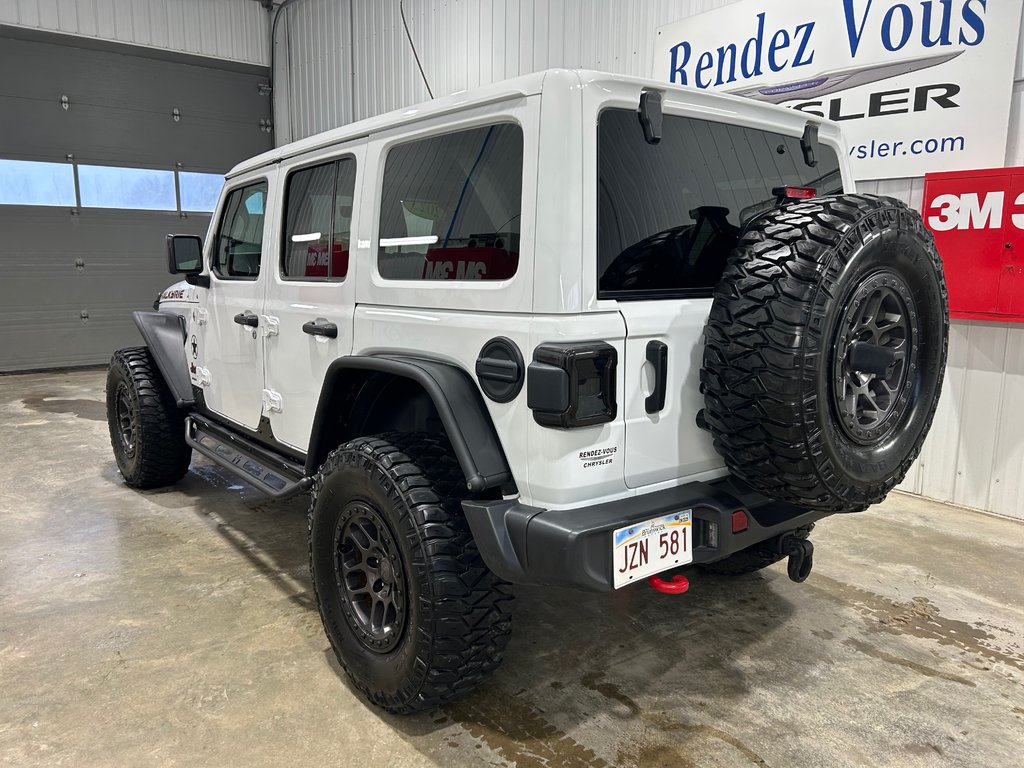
[927,191,1024,231]
[923,167,1024,321]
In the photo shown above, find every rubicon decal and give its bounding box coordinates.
[654,0,1022,180]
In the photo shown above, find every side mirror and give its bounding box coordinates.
[166,234,203,275]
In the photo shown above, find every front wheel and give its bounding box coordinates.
[105,346,192,489]
[308,433,512,714]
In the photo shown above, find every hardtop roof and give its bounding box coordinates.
[228,68,838,178]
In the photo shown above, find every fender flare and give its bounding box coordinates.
[131,310,195,408]
[306,355,512,493]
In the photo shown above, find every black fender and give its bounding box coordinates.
[131,310,195,408]
[306,355,512,493]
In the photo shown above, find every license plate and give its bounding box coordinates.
[612,510,693,589]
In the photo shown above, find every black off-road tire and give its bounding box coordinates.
[702,194,948,512]
[106,346,192,489]
[309,433,512,714]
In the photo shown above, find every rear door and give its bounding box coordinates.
[262,142,365,451]
[596,108,844,488]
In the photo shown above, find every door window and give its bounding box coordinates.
[597,109,842,299]
[212,181,268,279]
[281,157,356,280]
[377,123,523,281]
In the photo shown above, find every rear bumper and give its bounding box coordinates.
[462,476,827,591]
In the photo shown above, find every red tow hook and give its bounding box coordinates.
[647,573,689,594]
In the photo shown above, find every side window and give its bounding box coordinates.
[377,123,523,281]
[597,110,842,299]
[212,181,268,279]
[282,157,356,280]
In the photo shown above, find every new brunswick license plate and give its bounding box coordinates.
[613,510,693,588]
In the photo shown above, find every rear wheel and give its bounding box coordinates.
[309,433,512,713]
[105,346,192,489]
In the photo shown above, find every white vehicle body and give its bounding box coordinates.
[112,68,950,713]
[164,69,853,512]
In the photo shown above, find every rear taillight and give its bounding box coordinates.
[528,342,617,428]
[773,185,817,200]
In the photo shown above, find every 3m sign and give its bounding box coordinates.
[923,167,1024,321]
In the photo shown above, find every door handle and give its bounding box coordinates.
[233,311,258,327]
[302,318,338,339]
[645,340,668,414]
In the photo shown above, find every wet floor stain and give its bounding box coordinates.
[842,638,977,687]
[810,574,1024,673]
[22,396,105,422]
[580,670,770,767]
[445,691,610,768]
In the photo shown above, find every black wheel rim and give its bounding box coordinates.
[334,502,407,653]
[832,271,919,445]
[115,382,136,457]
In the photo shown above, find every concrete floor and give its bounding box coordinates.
[1,370,1022,768]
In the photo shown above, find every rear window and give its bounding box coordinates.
[598,109,842,299]
[377,123,523,281]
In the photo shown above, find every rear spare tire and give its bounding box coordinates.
[701,194,948,512]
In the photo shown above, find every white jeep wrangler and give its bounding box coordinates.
[106,70,948,714]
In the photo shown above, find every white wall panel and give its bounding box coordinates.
[274,0,748,143]
[0,0,268,65]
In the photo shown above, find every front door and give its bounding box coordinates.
[198,175,274,431]
[262,145,364,451]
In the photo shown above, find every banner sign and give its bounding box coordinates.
[923,166,1024,321]
[653,1,1023,181]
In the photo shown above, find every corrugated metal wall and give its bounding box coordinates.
[276,0,1024,520]
[273,0,747,143]
[0,0,268,65]
[859,25,1024,519]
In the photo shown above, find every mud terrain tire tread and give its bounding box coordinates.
[309,432,512,714]
[701,194,948,512]
[106,346,192,489]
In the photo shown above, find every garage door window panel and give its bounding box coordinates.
[282,157,356,281]
[213,182,268,280]
[597,110,843,300]
[0,159,77,206]
[78,165,177,211]
[377,123,523,281]
[179,172,224,213]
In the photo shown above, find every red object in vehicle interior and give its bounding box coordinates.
[301,241,349,279]
[421,246,517,280]
[923,166,1024,322]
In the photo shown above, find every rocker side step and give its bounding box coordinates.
[185,415,312,499]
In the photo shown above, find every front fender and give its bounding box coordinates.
[131,310,195,408]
